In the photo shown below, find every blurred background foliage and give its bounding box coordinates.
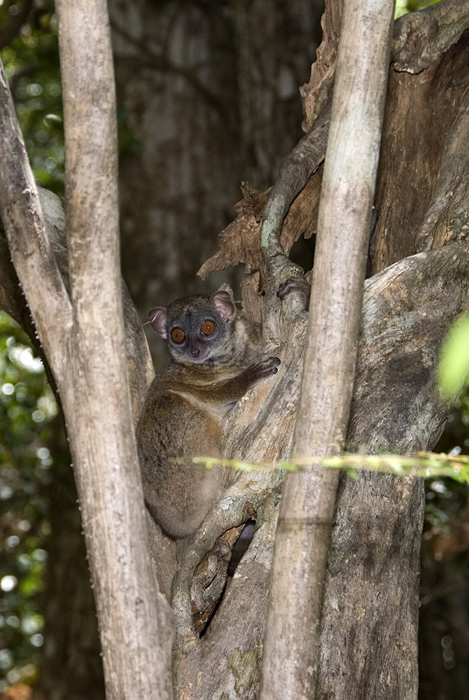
[0,313,57,692]
[395,0,441,17]
[420,394,469,699]
[1,0,468,699]
[1,1,63,693]
[0,0,63,196]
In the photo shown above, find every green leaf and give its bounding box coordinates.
[438,314,469,399]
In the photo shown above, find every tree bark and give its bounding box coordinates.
[260,2,395,697]
[0,0,173,696]
[38,420,105,700]
[170,3,469,698]
[55,2,173,696]
[317,241,469,699]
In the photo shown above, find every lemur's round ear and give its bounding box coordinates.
[148,307,168,337]
[210,290,236,321]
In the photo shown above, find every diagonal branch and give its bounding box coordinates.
[0,57,72,374]
[260,102,330,280]
[392,0,469,73]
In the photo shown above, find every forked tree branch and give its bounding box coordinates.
[0,1,173,697]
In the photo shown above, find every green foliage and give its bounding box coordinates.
[1,0,139,193]
[1,6,62,684]
[438,313,469,400]
[428,385,469,532]
[425,476,468,531]
[193,451,469,484]
[0,312,57,691]
[395,0,441,18]
[1,0,63,195]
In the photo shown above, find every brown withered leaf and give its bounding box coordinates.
[301,0,342,132]
[198,183,269,280]
[199,170,322,281]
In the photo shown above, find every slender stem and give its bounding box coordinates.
[260,1,395,698]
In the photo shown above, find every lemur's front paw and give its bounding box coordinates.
[246,357,280,382]
[277,277,311,310]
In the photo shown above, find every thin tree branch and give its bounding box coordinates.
[260,101,330,281]
[260,1,395,698]
[54,1,173,697]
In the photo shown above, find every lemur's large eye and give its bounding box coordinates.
[201,320,216,336]
[170,328,185,344]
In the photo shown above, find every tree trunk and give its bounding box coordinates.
[0,0,173,695]
[183,2,469,698]
[260,1,394,697]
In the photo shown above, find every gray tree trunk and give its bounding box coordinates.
[1,1,469,699]
[0,0,173,696]
[261,1,394,696]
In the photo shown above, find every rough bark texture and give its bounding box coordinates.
[57,3,174,695]
[373,27,469,273]
[261,2,395,698]
[39,420,105,700]
[166,4,469,699]
[317,243,469,699]
[0,0,174,695]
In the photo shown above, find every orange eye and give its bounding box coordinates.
[170,328,185,344]
[201,320,216,336]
